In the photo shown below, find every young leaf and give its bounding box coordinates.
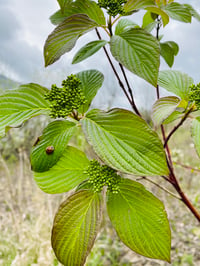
[0,83,50,137]
[52,190,102,266]
[51,0,106,26]
[145,6,169,27]
[191,117,200,158]
[110,28,160,87]
[81,108,169,176]
[34,146,89,194]
[123,0,156,13]
[76,69,104,113]
[158,70,193,100]
[115,19,138,35]
[107,178,171,262]
[142,11,157,32]
[72,40,107,64]
[44,14,98,66]
[152,96,181,128]
[31,120,77,172]
[56,0,72,12]
[160,41,179,67]
[163,2,192,23]
[184,4,200,22]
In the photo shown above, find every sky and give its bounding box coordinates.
[0,0,200,109]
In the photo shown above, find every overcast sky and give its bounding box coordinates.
[0,0,200,109]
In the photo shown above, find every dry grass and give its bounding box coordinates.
[0,121,200,266]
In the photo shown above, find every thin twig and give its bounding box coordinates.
[138,176,182,200]
[168,170,200,222]
[174,162,200,173]
[164,107,194,148]
[119,63,141,116]
[95,28,133,108]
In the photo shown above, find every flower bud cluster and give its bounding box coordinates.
[85,160,121,193]
[45,74,86,118]
[98,0,127,17]
[189,83,200,110]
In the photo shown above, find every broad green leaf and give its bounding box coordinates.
[52,190,102,266]
[115,19,137,35]
[81,108,169,176]
[76,70,104,113]
[142,11,155,29]
[158,70,193,100]
[0,83,50,137]
[184,4,200,22]
[145,6,169,26]
[34,146,89,194]
[31,120,77,172]
[44,14,98,66]
[50,10,68,25]
[72,40,107,64]
[110,28,160,86]
[191,117,200,158]
[124,0,156,13]
[160,41,179,67]
[50,0,106,26]
[142,11,157,32]
[163,2,192,23]
[152,96,181,128]
[107,178,171,262]
[56,0,72,11]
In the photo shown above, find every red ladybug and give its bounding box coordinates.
[46,146,54,154]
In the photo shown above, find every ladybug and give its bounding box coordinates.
[46,146,54,154]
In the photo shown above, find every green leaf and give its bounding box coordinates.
[163,110,184,125]
[34,146,89,194]
[110,28,160,86]
[50,10,68,25]
[184,4,200,22]
[44,14,98,67]
[107,178,171,262]
[50,0,106,26]
[76,70,104,113]
[0,83,50,137]
[145,6,169,26]
[31,120,77,172]
[163,2,192,23]
[56,0,72,11]
[191,117,200,158]
[115,19,137,35]
[158,70,193,100]
[52,190,102,266]
[152,96,181,128]
[142,11,155,28]
[124,0,156,13]
[81,108,169,176]
[142,11,157,32]
[160,41,179,67]
[72,40,107,64]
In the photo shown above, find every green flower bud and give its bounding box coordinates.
[98,0,127,17]
[45,74,86,118]
[189,83,200,110]
[85,160,121,193]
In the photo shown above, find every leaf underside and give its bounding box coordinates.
[107,178,171,262]
[52,190,102,266]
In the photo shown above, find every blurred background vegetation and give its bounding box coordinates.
[0,77,200,266]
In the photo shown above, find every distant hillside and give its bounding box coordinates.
[0,74,20,92]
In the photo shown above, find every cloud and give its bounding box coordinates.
[0,7,20,41]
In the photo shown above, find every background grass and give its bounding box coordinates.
[0,118,200,266]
